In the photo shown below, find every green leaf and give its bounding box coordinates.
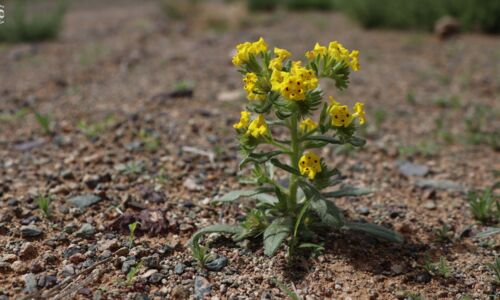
[240,150,285,169]
[212,187,274,203]
[298,180,344,228]
[189,224,243,245]
[298,243,325,251]
[304,135,342,144]
[253,193,279,206]
[350,136,366,147]
[294,201,312,237]
[476,227,500,239]
[263,218,292,256]
[271,277,300,300]
[270,158,301,176]
[344,222,404,243]
[323,186,373,198]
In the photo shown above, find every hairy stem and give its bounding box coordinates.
[288,113,300,214]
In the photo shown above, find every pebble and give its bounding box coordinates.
[424,200,437,210]
[11,260,27,273]
[115,247,129,256]
[415,179,464,191]
[194,276,212,300]
[67,194,102,209]
[69,253,86,264]
[75,223,95,238]
[21,225,43,238]
[357,206,370,216]
[23,273,38,293]
[391,264,405,275]
[122,259,137,273]
[142,255,160,269]
[20,242,37,259]
[397,160,429,177]
[61,264,76,277]
[175,262,186,274]
[183,178,204,191]
[416,272,432,283]
[82,174,100,189]
[205,255,228,272]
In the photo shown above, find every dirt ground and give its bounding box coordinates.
[0,1,499,299]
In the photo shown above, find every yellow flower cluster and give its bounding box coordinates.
[233,111,269,138]
[269,47,291,71]
[328,96,366,127]
[243,73,265,101]
[305,41,360,71]
[232,37,268,66]
[299,118,318,132]
[271,62,318,101]
[299,151,322,180]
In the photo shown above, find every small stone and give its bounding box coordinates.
[2,254,17,262]
[391,264,405,275]
[67,194,102,209]
[75,223,95,238]
[99,239,120,252]
[357,207,370,216]
[141,268,158,279]
[45,275,58,288]
[21,225,43,238]
[64,245,84,258]
[398,161,429,177]
[82,174,100,189]
[142,255,160,269]
[174,263,185,275]
[183,178,204,191]
[115,247,129,256]
[194,276,212,300]
[61,169,75,180]
[415,179,464,191]
[171,285,190,300]
[205,255,228,272]
[122,259,137,274]
[61,264,75,277]
[7,199,19,206]
[416,272,432,283]
[69,253,86,264]
[11,260,27,273]
[148,272,163,284]
[24,273,38,293]
[0,262,11,271]
[30,261,44,273]
[20,242,38,259]
[424,201,437,210]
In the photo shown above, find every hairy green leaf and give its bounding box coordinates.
[212,187,274,204]
[304,135,342,144]
[190,224,243,245]
[323,186,373,198]
[345,222,404,243]
[263,218,292,256]
[240,150,286,168]
[270,158,301,176]
[476,227,500,239]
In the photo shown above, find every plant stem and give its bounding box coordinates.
[288,113,300,214]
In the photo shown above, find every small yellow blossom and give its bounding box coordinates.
[275,47,291,60]
[270,69,286,91]
[232,37,268,66]
[233,111,251,129]
[328,96,366,127]
[349,50,360,71]
[269,47,291,71]
[300,118,318,132]
[246,114,268,138]
[243,72,265,100]
[305,43,327,60]
[352,102,365,124]
[299,151,322,180]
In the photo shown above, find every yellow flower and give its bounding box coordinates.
[305,43,327,60]
[328,97,366,127]
[352,102,366,125]
[274,47,291,60]
[299,151,322,180]
[300,118,318,132]
[349,50,360,71]
[243,72,265,100]
[276,61,318,101]
[233,111,251,130]
[246,114,268,138]
[232,37,268,66]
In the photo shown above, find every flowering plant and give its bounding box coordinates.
[191,38,402,259]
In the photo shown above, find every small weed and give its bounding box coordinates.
[435,224,452,242]
[373,108,387,129]
[0,108,29,123]
[432,95,461,109]
[406,90,417,105]
[138,129,160,152]
[34,111,54,136]
[77,115,115,140]
[487,256,500,285]
[126,261,142,286]
[122,161,144,176]
[190,241,214,269]
[271,277,300,300]
[398,141,439,158]
[423,255,451,278]
[0,0,67,43]
[36,195,52,218]
[468,188,499,225]
[155,169,170,185]
[128,221,139,248]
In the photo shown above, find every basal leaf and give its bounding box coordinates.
[263,218,292,256]
[323,186,373,198]
[345,222,404,243]
[212,187,274,204]
[189,224,243,246]
[476,227,500,239]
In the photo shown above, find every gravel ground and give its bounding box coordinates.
[0,1,499,299]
